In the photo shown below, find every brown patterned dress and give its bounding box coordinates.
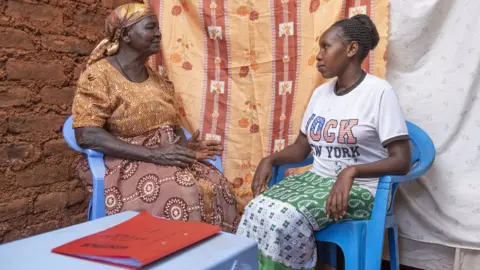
[72,59,238,232]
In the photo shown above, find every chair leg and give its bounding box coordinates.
[388,225,400,270]
[342,246,360,270]
[317,242,337,269]
[87,197,93,221]
[328,243,338,269]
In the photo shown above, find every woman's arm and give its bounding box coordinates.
[350,139,411,177]
[326,139,411,219]
[75,127,196,168]
[266,132,312,166]
[251,131,311,196]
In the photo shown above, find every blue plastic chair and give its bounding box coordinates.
[269,121,435,270]
[62,115,224,221]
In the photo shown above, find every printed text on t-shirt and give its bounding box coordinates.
[306,114,360,159]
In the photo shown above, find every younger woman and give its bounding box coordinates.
[236,14,411,270]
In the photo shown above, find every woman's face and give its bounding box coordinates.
[124,16,162,54]
[316,26,351,79]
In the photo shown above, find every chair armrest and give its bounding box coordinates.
[271,150,434,187]
[274,155,314,172]
[379,156,435,185]
[270,155,314,187]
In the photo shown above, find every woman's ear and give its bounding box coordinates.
[121,29,132,43]
[346,41,359,58]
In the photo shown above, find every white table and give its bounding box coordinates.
[0,211,258,270]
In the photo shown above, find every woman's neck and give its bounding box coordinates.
[113,48,150,82]
[335,65,365,93]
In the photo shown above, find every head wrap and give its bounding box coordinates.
[85,0,155,68]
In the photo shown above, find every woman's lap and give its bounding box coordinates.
[78,157,238,233]
[236,171,375,269]
[76,127,238,232]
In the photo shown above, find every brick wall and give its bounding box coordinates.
[0,0,129,243]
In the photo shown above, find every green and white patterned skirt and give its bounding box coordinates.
[236,171,375,270]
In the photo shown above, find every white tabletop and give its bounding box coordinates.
[0,211,258,270]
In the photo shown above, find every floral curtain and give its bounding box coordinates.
[150,0,389,213]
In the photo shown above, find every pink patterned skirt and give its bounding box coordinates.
[77,126,238,233]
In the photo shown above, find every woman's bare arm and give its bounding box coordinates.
[75,127,196,168]
[350,139,411,177]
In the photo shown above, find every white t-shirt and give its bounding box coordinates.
[300,73,409,195]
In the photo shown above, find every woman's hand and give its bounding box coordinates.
[326,166,357,221]
[148,137,197,168]
[251,157,274,197]
[187,130,223,161]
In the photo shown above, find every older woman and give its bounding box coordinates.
[72,1,237,232]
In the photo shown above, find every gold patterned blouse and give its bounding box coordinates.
[72,59,179,137]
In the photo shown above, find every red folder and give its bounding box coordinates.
[52,211,221,269]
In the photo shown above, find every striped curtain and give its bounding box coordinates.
[150,0,389,212]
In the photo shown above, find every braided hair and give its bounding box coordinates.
[332,14,379,61]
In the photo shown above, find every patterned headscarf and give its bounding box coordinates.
[86,0,155,68]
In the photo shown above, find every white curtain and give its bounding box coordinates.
[386,0,480,269]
